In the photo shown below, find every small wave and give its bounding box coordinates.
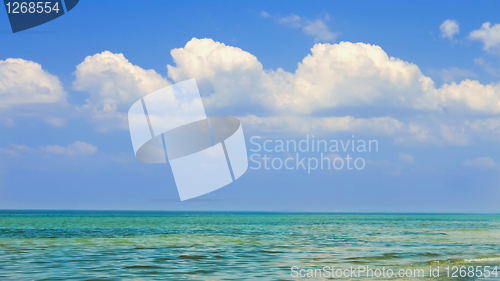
[125,265,163,269]
[260,250,283,254]
[179,254,207,260]
[463,257,500,263]
[153,257,173,262]
[195,270,216,274]
[346,253,400,260]
[430,256,500,265]
[418,252,439,257]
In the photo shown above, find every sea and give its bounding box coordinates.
[0,211,499,280]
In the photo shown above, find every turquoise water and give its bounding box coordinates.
[0,211,499,280]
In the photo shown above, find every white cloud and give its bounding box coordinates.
[0,58,68,126]
[440,20,459,40]
[44,141,97,156]
[168,39,261,83]
[73,51,170,131]
[44,117,67,127]
[240,115,405,136]
[68,38,500,145]
[465,117,500,141]
[167,38,268,112]
[260,11,270,18]
[270,13,337,42]
[0,144,30,157]
[399,153,414,163]
[167,38,500,116]
[438,80,500,114]
[439,124,470,146]
[469,22,500,53]
[302,18,336,42]
[0,58,66,108]
[0,142,97,157]
[286,42,437,112]
[241,115,471,146]
[462,156,497,169]
[278,14,302,27]
[167,39,436,114]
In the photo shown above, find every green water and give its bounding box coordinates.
[0,211,499,280]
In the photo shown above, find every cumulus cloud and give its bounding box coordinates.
[440,20,459,40]
[438,80,500,114]
[263,12,337,42]
[73,51,170,131]
[462,156,497,169]
[167,38,435,114]
[0,58,66,108]
[167,38,500,116]
[0,58,68,126]
[166,38,268,114]
[69,38,500,145]
[283,42,437,112]
[469,22,500,54]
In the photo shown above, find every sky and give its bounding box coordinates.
[1,1,500,212]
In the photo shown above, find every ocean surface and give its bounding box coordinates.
[0,211,499,280]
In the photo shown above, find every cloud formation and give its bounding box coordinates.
[167,38,500,116]
[0,58,66,109]
[263,12,337,42]
[440,19,459,40]
[0,141,97,157]
[462,156,497,169]
[4,37,500,147]
[0,58,69,127]
[73,51,170,131]
[61,37,500,146]
[470,22,500,54]
[44,141,98,156]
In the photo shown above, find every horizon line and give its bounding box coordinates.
[0,209,499,215]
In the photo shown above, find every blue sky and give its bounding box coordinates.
[1,1,500,212]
